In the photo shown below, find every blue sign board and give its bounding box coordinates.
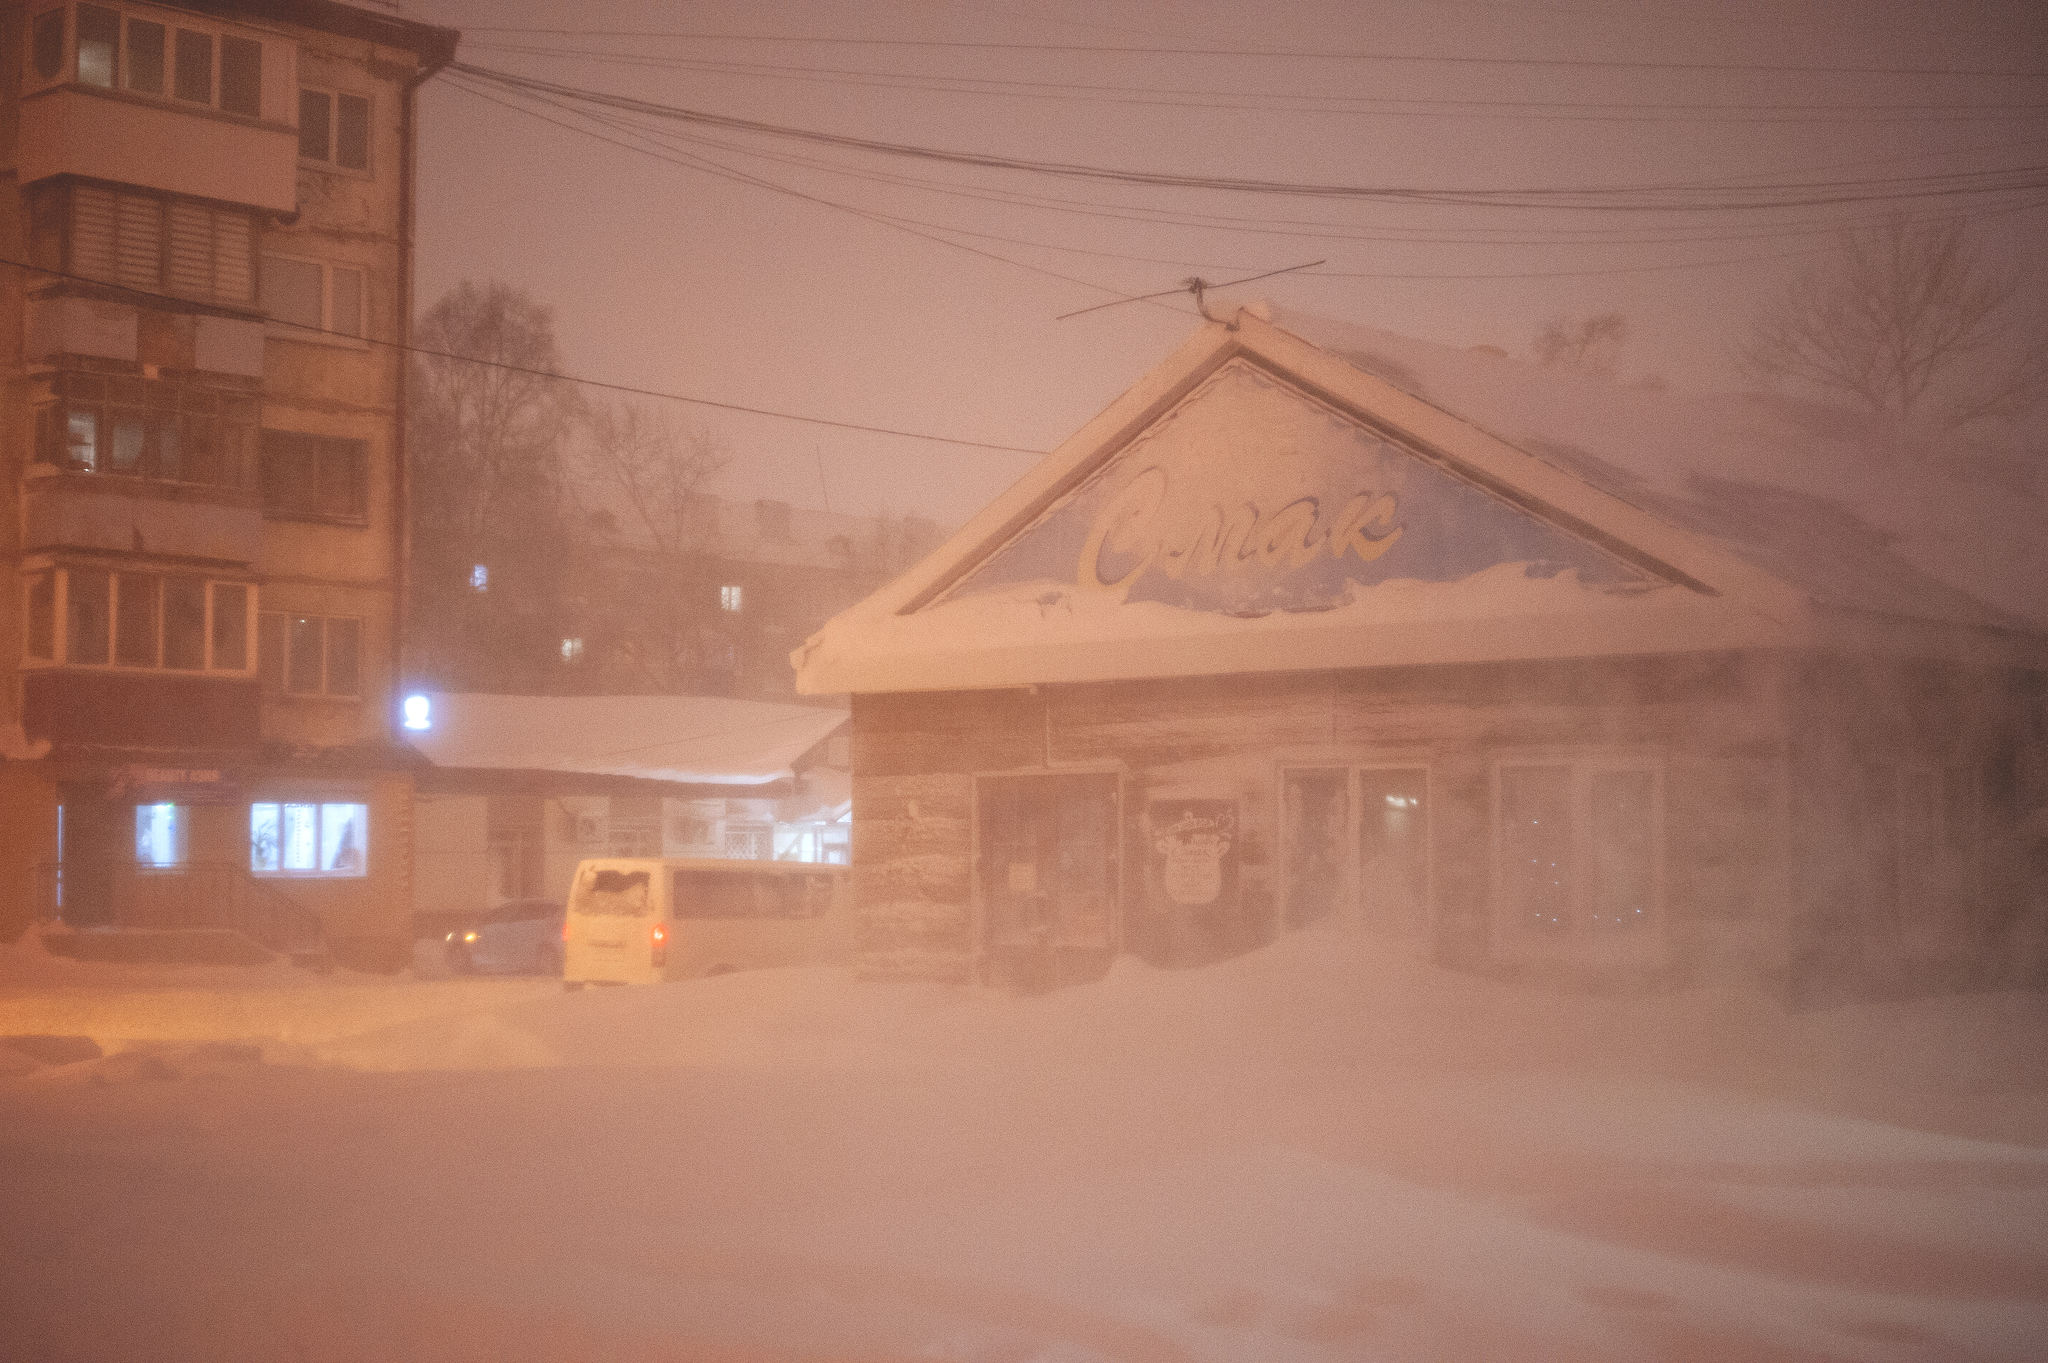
[943,363,1644,616]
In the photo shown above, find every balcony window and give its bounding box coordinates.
[29,4,262,117]
[24,567,251,672]
[251,802,367,877]
[299,88,369,172]
[257,612,361,697]
[35,375,256,488]
[260,255,366,341]
[259,431,369,522]
[28,181,257,309]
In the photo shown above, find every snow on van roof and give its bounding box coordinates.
[406,693,848,786]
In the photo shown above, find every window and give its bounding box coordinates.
[259,431,368,521]
[1494,757,1662,958]
[469,564,488,591]
[560,637,584,662]
[260,256,366,341]
[24,567,249,672]
[250,802,367,876]
[134,803,185,867]
[299,88,369,171]
[720,584,743,613]
[257,612,361,696]
[27,181,256,308]
[36,375,255,488]
[31,5,261,114]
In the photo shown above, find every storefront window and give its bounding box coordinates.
[1494,758,1661,952]
[134,803,184,868]
[251,801,366,876]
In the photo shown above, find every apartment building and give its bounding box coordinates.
[0,0,456,968]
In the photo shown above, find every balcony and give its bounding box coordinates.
[22,670,260,750]
[22,472,263,564]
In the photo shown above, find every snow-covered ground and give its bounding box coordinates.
[3,927,2045,1361]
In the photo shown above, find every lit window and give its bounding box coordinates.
[250,801,367,876]
[720,585,743,612]
[561,637,585,662]
[469,564,488,591]
[134,803,185,868]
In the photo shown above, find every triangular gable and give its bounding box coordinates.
[792,310,1871,694]
[936,359,1652,618]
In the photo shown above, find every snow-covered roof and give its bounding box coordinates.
[794,306,2047,695]
[406,693,849,787]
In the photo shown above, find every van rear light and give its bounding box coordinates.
[650,920,667,967]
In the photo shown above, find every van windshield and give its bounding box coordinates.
[576,868,650,917]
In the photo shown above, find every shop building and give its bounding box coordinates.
[0,1,458,968]
[403,691,849,939]
[794,305,2048,997]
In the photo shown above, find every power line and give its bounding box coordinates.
[477,72,2048,253]
[457,30,2048,79]
[447,70,2048,291]
[451,64,2048,212]
[441,72,1192,317]
[463,42,2048,124]
[0,256,1047,456]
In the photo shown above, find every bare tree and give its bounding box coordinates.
[1529,312,1630,377]
[572,402,732,691]
[1739,218,2047,435]
[409,281,581,690]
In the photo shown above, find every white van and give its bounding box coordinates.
[562,858,852,988]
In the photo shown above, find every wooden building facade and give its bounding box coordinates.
[796,307,2048,998]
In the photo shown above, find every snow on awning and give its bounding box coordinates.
[406,693,848,786]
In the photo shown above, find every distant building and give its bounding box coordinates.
[402,692,848,935]
[0,1,458,968]
[799,304,2048,997]
[549,495,945,701]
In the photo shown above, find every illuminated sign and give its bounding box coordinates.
[944,361,1643,616]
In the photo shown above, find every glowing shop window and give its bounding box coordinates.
[250,801,368,876]
[134,803,185,867]
[720,584,743,612]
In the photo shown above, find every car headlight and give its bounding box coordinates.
[463,931,478,943]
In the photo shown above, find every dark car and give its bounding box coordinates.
[446,899,566,976]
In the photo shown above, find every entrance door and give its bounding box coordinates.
[978,773,1120,990]
[1280,765,1433,948]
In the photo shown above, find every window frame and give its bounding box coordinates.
[297,85,372,175]
[259,251,368,347]
[256,609,363,698]
[27,179,260,311]
[258,429,370,524]
[35,382,256,490]
[1489,749,1667,965]
[20,565,255,675]
[23,3,267,119]
[249,799,369,878]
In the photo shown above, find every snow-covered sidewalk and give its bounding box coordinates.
[3,925,2045,1361]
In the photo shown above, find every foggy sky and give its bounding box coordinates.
[405,0,2048,527]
